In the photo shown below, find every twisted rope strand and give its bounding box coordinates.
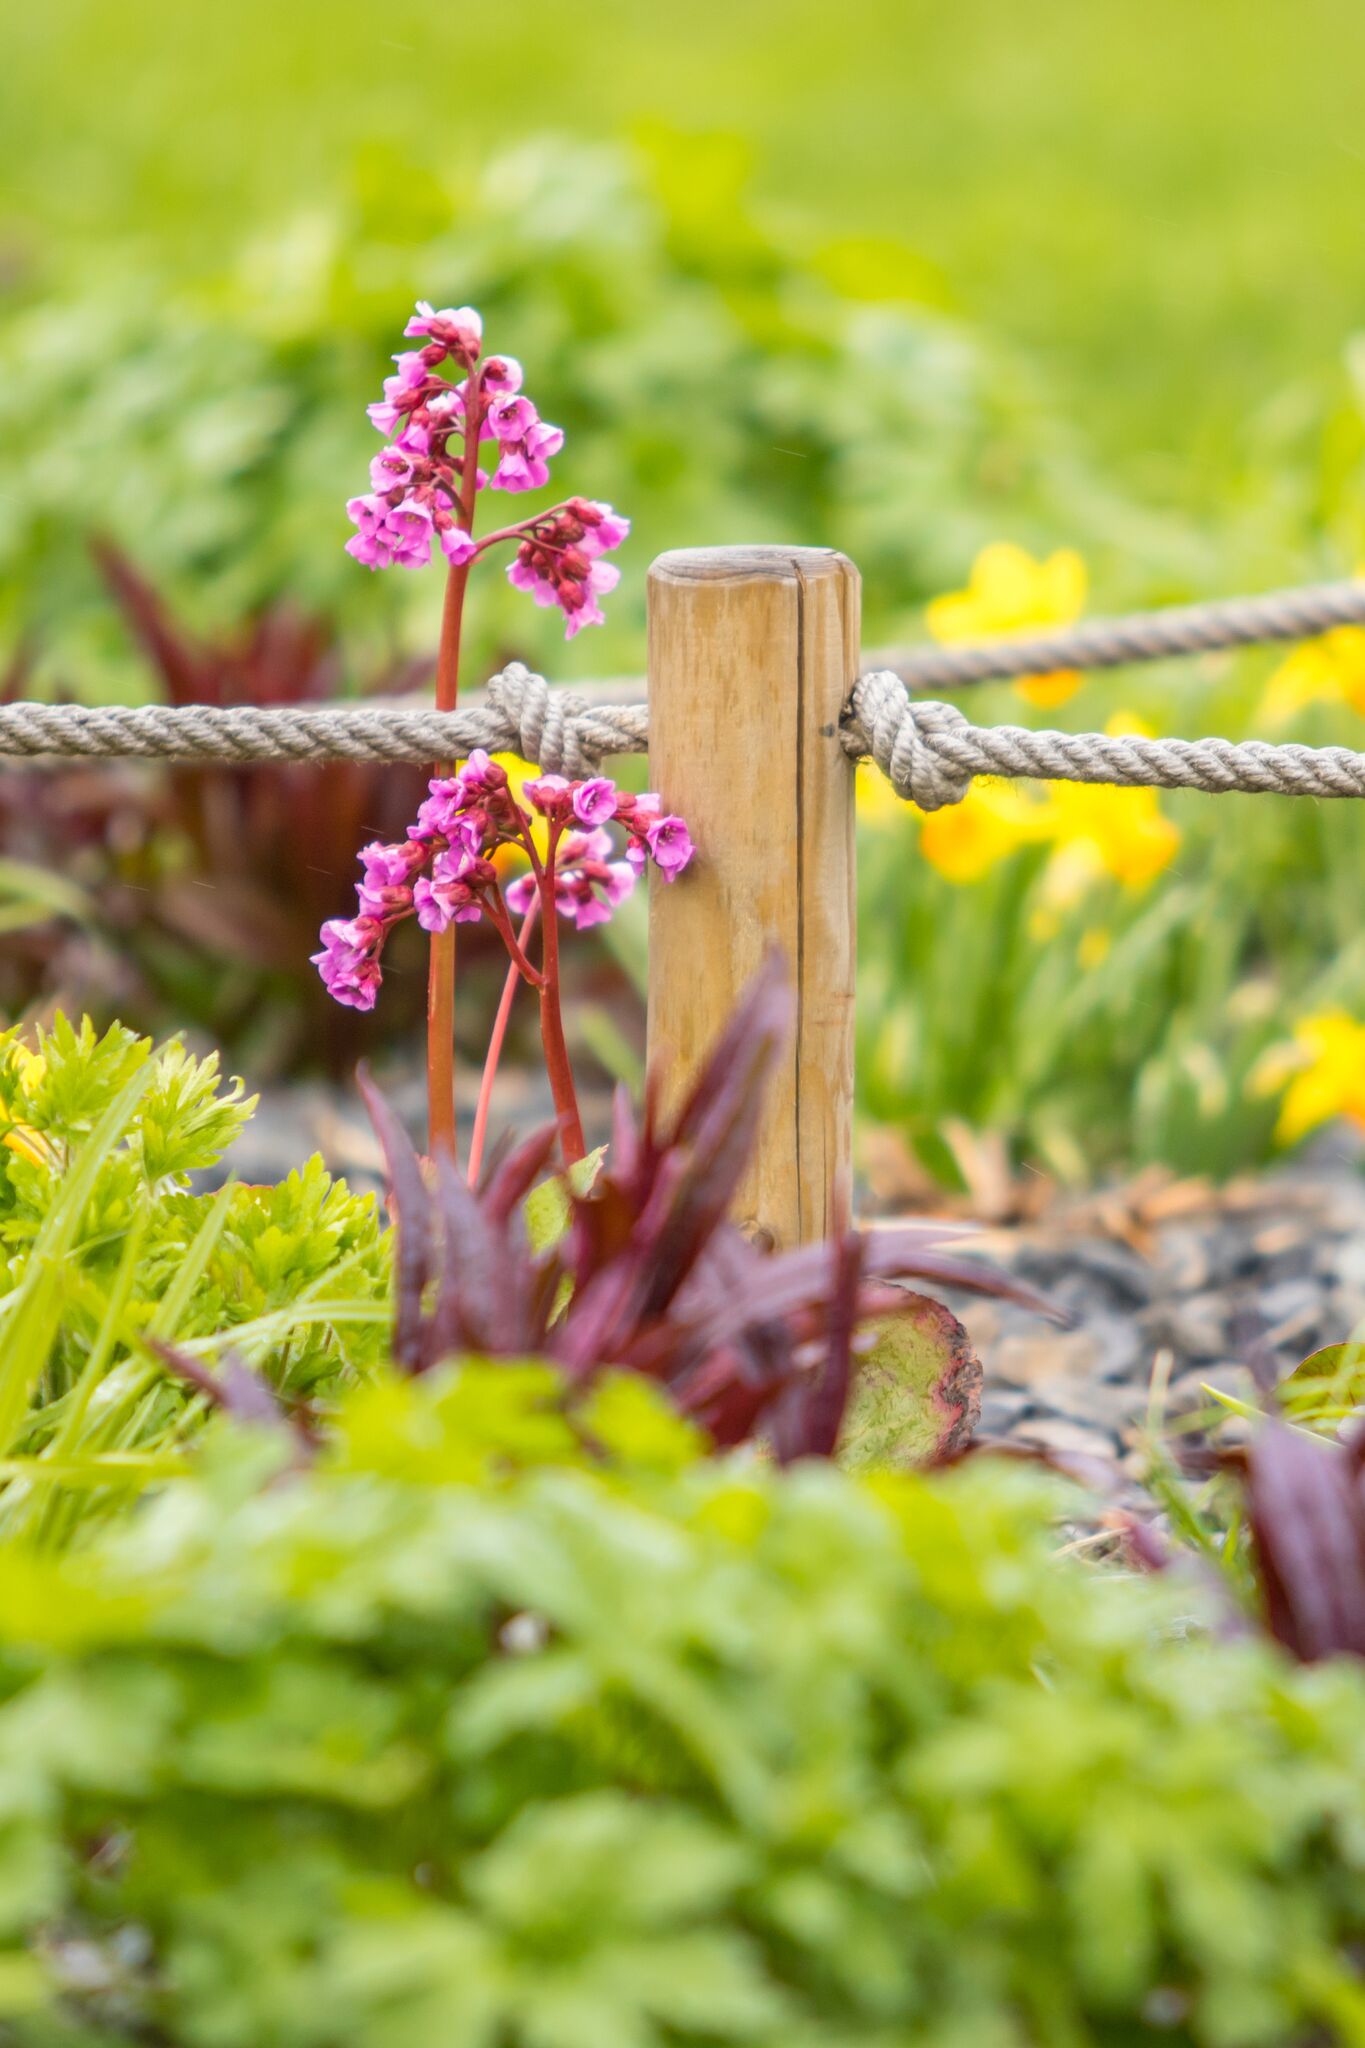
[0,666,648,777]
[872,576,1365,690]
[6,655,1365,812]
[843,672,1365,810]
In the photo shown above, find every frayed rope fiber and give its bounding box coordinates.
[4,658,1365,811]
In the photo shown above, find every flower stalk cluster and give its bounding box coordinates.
[345,301,628,638]
[315,751,693,1165]
[329,297,689,1166]
[334,298,645,1162]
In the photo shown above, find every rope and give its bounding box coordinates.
[873,577,1365,690]
[0,666,647,778]
[4,639,1365,812]
[844,672,1365,811]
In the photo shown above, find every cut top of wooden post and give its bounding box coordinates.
[646,545,858,1250]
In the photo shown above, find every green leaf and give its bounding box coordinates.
[525,1148,607,1256]
[0,1055,155,1455]
[1279,1339,1365,1432]
[839,1291,981,1467]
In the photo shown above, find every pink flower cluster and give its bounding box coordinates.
[508,498,631,638]
[344,301,628,634]
[347,301,525,573]
[313,752,694,1008]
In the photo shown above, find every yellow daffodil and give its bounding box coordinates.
[926,542,1087,708]
[1261,626,1365,724]
[917,779,1049,884]
[1250,1010,1365,1145]
[1077,926,1112,970]
[1036,783,1182,905]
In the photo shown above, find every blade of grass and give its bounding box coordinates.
[0,1056,154,1455]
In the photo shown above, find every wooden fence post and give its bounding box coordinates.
[646,546,858,1249]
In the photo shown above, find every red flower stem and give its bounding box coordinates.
[480,891,545,985]
[424,367,485,1161]
[471,506,577,555]
[466,894,541,1188]
[535,826,586,1166]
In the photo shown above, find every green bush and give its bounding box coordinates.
[0,138,1169,705]
[1,1365,1363,2046]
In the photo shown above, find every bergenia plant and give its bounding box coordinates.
[317,301,691,1166]
[314,753,690,1168]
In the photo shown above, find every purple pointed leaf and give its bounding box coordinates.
[357,1066,434,1373]
[1246,1420,1365,1661]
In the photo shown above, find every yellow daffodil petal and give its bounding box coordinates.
[927,542,1088,707]
[10,1045,45,1090]
[1039,547,1088,618]
[972,541,1048,621]
[923,590,985,644]
[1277,1067,1352,1145]
[917,781,1048,884]
[926,541,1088,645]
[1014,669,1083,709]
[1037,783,1181,892]
[856,764,906,829]
[1268,1009,1365,1143]
[1261,628,1365,725]
[1,1123,52,1169]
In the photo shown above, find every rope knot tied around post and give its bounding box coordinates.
[483,664,650,776]
[841,673,974,810]
[485,664,591,778]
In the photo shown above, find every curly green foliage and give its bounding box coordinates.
[0,1365,1363,2046]
[0,1017,389,1537]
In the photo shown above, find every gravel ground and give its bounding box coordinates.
[218,1078,1365,1473]
[926,1125,1365,1480]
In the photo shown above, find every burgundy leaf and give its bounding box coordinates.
[356,1068,433,1374]
[769,1230,864,1463]
[480,1125,561,1230]
[359,959,1055,1468]
[431,1151,528,1358]
[147,1338,312,1455]
[1246,1420,1365,1661]
[92,539,209,706]
[863,1246,1067,1324]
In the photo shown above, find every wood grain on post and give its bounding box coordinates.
[646,546,858,1249]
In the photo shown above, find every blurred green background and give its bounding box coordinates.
[4,0,1365,1183]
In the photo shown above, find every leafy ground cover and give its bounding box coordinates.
[4,1369,1365,2047]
